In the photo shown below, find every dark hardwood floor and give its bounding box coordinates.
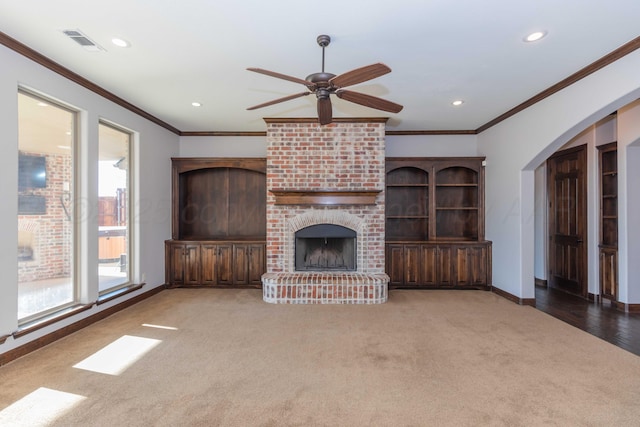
[535,286,640,357]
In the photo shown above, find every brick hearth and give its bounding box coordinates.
[262,118,389,304]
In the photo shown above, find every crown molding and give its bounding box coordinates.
[180,131,267,137]
[0,31,181,135]
[476,35,640,133]
[263,117,389,124]
[3,29,639,137]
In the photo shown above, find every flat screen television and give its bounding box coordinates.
[19,154,47,190]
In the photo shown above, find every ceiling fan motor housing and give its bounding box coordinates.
[305,72,336,85]
[316,34,331,47]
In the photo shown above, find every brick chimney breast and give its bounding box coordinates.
[262,118,388,304]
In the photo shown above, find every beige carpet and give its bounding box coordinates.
[1,288,640,426]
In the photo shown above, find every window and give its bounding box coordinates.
[17,91,77,322]
[98,122,131,294]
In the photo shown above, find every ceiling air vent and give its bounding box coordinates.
[62,29,104,52]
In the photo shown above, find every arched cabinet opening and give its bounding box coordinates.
[166,158,266,288]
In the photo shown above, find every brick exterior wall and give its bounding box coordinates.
[18,152,73,283]
[265,118,387,274]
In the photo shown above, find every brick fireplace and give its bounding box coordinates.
[261,118,389,304]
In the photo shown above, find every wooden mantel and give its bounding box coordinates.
[270,190,381,206]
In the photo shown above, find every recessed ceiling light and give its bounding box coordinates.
[452,100,464,106]
[524,30,547,42]
[191,102,202,107]
[111,38,130,48]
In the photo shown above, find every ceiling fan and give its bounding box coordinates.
[246,35,403,125]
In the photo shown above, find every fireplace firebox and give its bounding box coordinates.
[295,224,356,271]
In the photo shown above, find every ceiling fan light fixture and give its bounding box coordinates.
[524,30,547,43]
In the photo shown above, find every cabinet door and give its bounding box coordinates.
[184,244,201,285]
[437,245,453,286]
[419,244,438,286]
[468,245,488,286]
[201,244,218,286]
[451,244,488,287]
[386,244,405,286]
[248,244,265,286]
[216,244,233,285]
[600,248,617,300]
[403,245,421,286]
[167,243,185,286]
[233,244,249,285]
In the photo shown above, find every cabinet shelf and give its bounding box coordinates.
[387,215,429,219]
[386,184,429,187]
[386,158,485,243]
[435,207,478,211]
[598,142,618,300]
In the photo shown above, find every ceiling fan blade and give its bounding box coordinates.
[247,67,314,88]
[317,97,333,125]
[336,90,403,113]
[246,92,311,110]
[329,63,392,88]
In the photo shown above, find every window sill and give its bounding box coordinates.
[13,303,94,339]
[12,283,145,339]
[97,283,145,305]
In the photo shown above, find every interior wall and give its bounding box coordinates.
[178,133,479,158]
[0,44,178,354]
[386,134,479,157]
[533,164,546,280]
[617,99,640,304]
[478,48,640,301]
[179,135,266,157]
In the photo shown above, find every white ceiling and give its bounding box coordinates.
[1,0,639,133]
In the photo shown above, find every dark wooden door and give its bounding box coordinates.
[547,145,588,297]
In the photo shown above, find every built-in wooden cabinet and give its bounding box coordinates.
[165,158,267,288]
[386,242,492,289]
[598,143,618,300]
[385,158,491,289]
[165,240,264,288]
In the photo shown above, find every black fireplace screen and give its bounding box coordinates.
[295,224,357,271]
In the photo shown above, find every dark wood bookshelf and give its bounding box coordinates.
[384,157,491,289]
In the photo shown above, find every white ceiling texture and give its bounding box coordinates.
[1,0,639,134]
